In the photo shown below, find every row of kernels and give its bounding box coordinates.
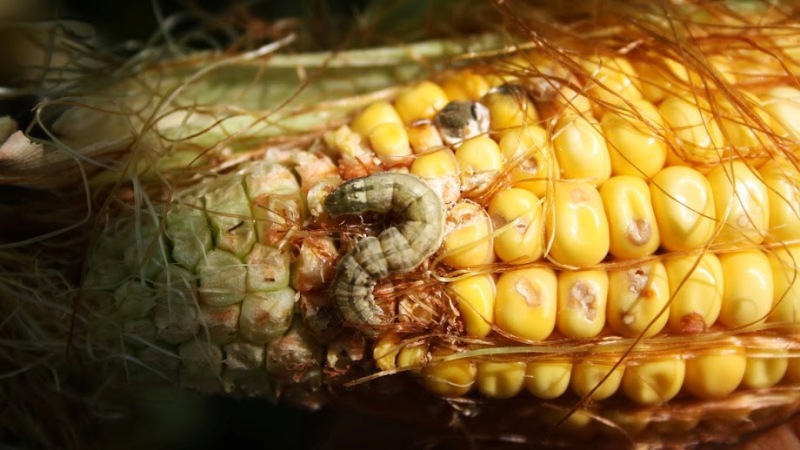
[417,346,794,404]
[450,246,798,341]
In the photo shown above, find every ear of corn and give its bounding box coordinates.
[7,0,800,448]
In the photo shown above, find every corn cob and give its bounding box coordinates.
[6,1,800,448]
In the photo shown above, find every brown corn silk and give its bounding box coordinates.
[3,1,800,448]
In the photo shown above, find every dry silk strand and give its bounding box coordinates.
[325,172,445,325]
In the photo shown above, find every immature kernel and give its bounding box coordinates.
[351,101,403,137]
[621,356,685,405]
[571,361,623,401]
[395,81,449,123]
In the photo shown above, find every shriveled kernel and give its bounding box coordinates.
[601,98,667,178]
[498,125,558,198]
[495,267,557,341]
[743,353,788,389]
[351,101,403,137]
[552,115,611,185]
[768,245,800,324]
[441,201,495,269]
[719,250,773,328]
[165,201,212,271]
[621,356,685,405]
[607,261,670,338]
[707,160,769,246]
[599,176,660,259]
[664,254,723,333]
[571,361,624,401]
[245,244,290,293]
[449,274,496,338]
[369,122,412,163]
[395,81,449,123]
[476,361,526,399]
[422,354,477,397]
[547,182,610,268]
[659,95,724,167]
[410,148,460,204]
[524,360,572,399]
[650,166,717,251]
[760,159,800,243]
[488,188,544,264]
[406,121,444,154]
[482,84,539,132]
[684,346,746,399]
[455,136,504,193]
[199,303,240,344]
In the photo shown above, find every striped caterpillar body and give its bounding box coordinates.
[325,173,445,325]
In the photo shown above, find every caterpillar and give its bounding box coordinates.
[325,172,446,326]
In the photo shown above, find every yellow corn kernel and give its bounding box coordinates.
[707,160,769,246]
[455,136,505,193]
[659,95,724,167]
[476,361,526,399]
[762,86,800,141]
[369,122,412,163]
[719,250,773,328]
[571,361,624,401]
[664,254,723,333]
[410,148,460,204]
[441,201,494,269]
[482,85,539,132]
[449,274,496,338]
[547,182,610,268]
[350,101,403,137]
[601,98,667,178]
[552,115,611,185]
[769,245,800,324]
[607,261,670,338]
[621,356,685,405]
[650,166,717,251]
[684,346,746,399]
[580,56,642,116]
[373,334,401,371]
[599,176,660,260]
[541,86,594,120]
[524,360,572,399]
[406,120,444,154]
[495,267,557,341]
[396,344,427,369]
[760,159,800,243]
[556,270,608,339]
[716,92,774,153]
[440,69,491,101]
[421,354,476,397]
[743,353,788,389]
[395,81,449,124]
[488,188,544,264]
[498,125,558,198]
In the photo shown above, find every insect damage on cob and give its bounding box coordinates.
[5,0,800,448]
